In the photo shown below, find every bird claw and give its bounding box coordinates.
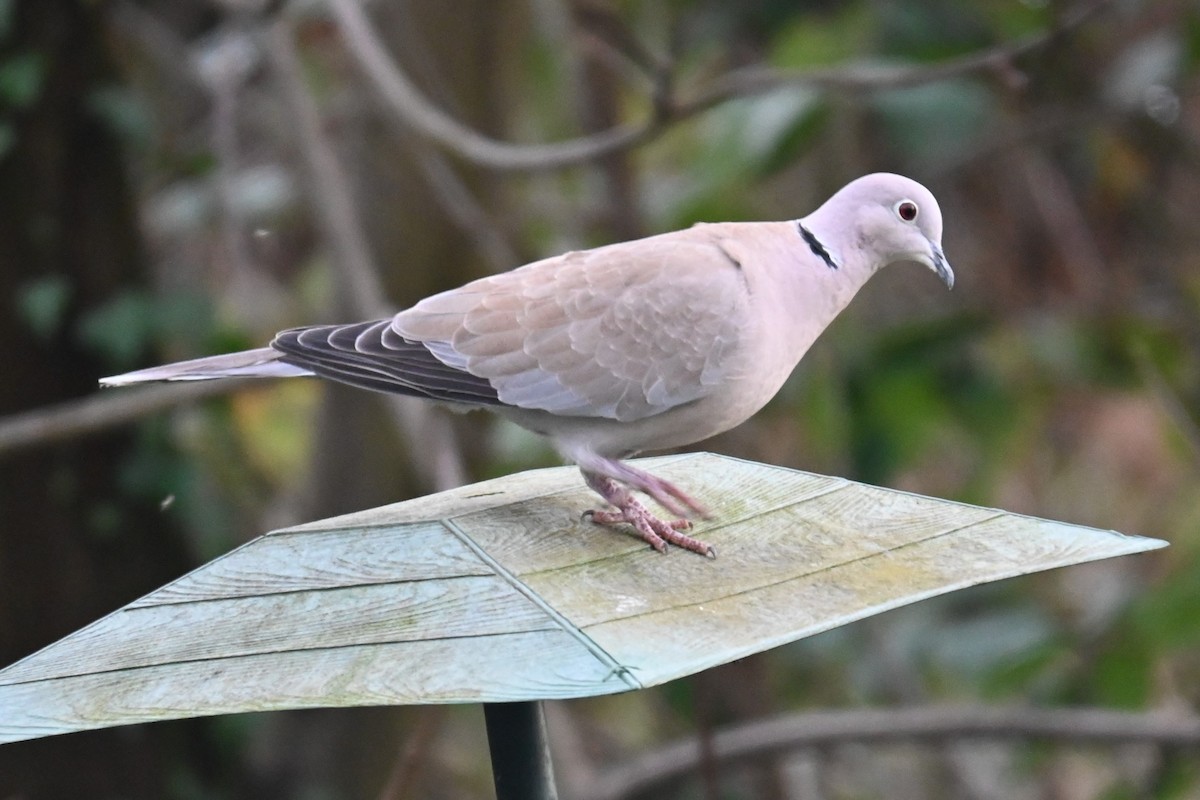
[584,501,715,558]
[580,457,710,520]
[580,466,716,557]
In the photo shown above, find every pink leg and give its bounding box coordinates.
[587,458,711,520]
[582,470,716,558]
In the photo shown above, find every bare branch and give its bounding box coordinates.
[265,17,466,492]
[0,381,250,458]
[410,145,520,271]
[1132,342,1200,469]
[582,705,1200,800]
[266,18,389,319]
[375,707,445,800]
[1016,148,1107,305]
[107,1,210,117]
[567,0,669,83]
[680,0,1110,113]
[327,0,1112,172]
[327,0,657,171]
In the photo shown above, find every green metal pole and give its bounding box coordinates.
[484,701,558,800]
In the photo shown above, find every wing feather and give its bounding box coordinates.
[271,321,503,406]
[395,228,751,421]
[269,226,752,421]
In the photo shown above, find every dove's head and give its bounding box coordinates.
[808,173,954,289]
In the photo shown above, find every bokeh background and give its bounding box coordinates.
[1,0,1198,797]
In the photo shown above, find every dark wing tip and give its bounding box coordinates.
[271,321,503,406]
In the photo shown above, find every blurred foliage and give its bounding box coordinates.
[74,288,218,369]
[0,49,42,107]
[2,0,1200,798]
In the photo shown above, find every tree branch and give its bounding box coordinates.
[0,381,251,458]
[326,0,657,171]
[408,143,520,272]
[266,17,390,319]
[328,0,1112,172]
[265,18,467,493]
[682,0,1108,112]
[582,705,1200,800]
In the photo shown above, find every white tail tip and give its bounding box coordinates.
[100,348,311,387]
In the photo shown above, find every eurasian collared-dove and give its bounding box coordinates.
[102,173,953,557]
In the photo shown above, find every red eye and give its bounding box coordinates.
[897,201,918,222]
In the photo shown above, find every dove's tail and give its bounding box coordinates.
[100,348,313,387]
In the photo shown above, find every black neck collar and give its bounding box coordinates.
[797,222,837,270]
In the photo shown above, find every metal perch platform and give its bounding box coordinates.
[0,453,1166,797]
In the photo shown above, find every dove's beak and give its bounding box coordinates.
[930,244,954,290]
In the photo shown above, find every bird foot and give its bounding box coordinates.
[580,466,717,557]
[581,457,710,519]
[581,488,716,557]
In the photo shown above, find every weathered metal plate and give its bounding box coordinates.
[0,453,1166,744]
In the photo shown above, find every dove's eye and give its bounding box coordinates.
[895,200,919,222]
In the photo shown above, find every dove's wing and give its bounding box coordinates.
[271,228,751,422]
[270,320,503,406]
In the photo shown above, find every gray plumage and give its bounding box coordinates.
[102,173,954,556]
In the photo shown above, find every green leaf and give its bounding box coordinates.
[662,89,827,225]
[86,86,154,148]
[76,290,158,368]
[926,606,1056,679]
[1091,628,1153,708]
[979,0,1052,41]
[1128,557,1200,650]
[753,98,831,177]
[877,0,992,61]
[16,275,73,340]
[75,288,220,368]
[0,52,45,109]
[769,3,872,69]
[845,314,994,482]
[154,291,216,345]
[870,79,996,168]
[1188,12,1200,70]
[980,639,1070,700]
